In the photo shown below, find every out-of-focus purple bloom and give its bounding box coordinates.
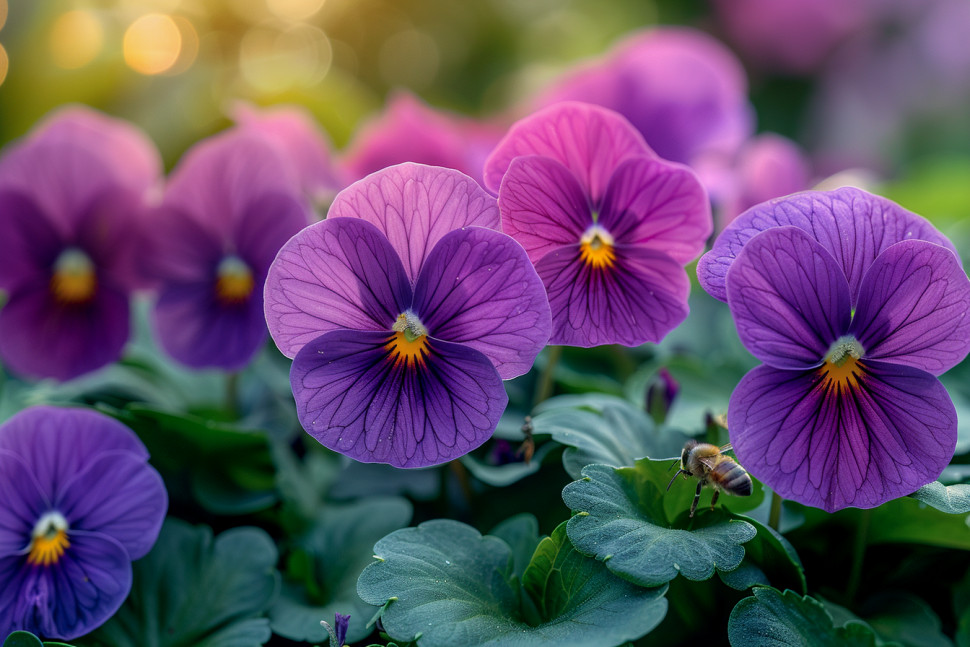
[264,163,551,468]
[0,406,167,639]
[484,102,711,347]
[646,367,679,423]
[534,28,754,166]
[0,108,160,380]
[695,133,812,231]
[143,130,311,370]
[340,92,504,187]
[724,224,970,511]
[230,101,346,203]
[712,0,868,75]
[698,186,957,304]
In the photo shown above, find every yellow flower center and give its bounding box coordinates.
[820,336,865,389]
[579,225,616,270]
[215,255,255,304]
[50,248,97,304]
[27,511,70,568]
[388,311,429,369]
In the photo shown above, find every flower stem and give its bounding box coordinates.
[533,345,563,407]
[226,371,240,417]
[768,490,783,531]
[846,508,871,605]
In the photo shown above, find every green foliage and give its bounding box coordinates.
[910,481,970,514]
[356,519,667,646]
[82,520,280,647]
[728,587,882,647]
[562,459,760,587]
[2,632,74,647]
[270,497,413,643]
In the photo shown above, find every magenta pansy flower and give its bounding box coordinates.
[230,101,346,201]
[340,92,503,187]
[535,28,754,166]
[143,130,312,370]
[484,102,711,347]
[264,163,551,468]
[0,406,167,639]
[0,108,160,380]
[725,225,970,511]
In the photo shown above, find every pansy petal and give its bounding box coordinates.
[536,243,689,347]
[0,407,148,496]
[153,282,268,371]
[0,451,47,553]
[233,192,311,273]
[726,227,850,369]
[56,452,166,560]
[412,227,551,379]
[0,556,29,637]
[852,240,970,375]
[0,282,130,382]
[699,187,957,303]
[598,156,712,264]
[484,102,653,203]
[264,217,412,358]
[141,204,224,285]
[729,361,956,512]
[328,163,500,283]
[0,190,64,290]
[291,330,508,468]
[497,155,592,264]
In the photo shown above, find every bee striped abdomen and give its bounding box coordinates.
[712,460,752,496]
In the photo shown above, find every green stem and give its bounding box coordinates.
[768,490,783,531]
[846,508,871,605]
[532,345,563,407]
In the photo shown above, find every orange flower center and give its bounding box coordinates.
[50,248,97,304]
[820,336,865,389]
[579,225,616,270]
[215,255,255,304]
[388,311,429,369]
[27,512,70,568]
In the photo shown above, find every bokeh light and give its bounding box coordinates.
[378,29,440,90]
[124,13,182,75]
[0,0,7,32]
[49,10,104,70]
[239,24,332,93]
[0,44,7,88]
[267,0,326,22]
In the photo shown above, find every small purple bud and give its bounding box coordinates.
[646,367,679,424]
[320,613,350,646]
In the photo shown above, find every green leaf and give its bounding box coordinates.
[860,592,952,647]
[100,404,277,515]
[357,519,667,647]
[461,440,559,486]
[530,394,688,479]
[270,497,413,643]
[867,493,970,550]
[727,514,806,595]
[910,481,970,513]
[728,587,880,647]
[84,519,279,647]
[489,514,540,584]
[562,459,759,587]
[2,632,75,647]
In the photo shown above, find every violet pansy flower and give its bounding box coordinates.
[0,406,167,639]
[725,225,970,511]
[0,108,159,380]
[143,130,312,370]
[484,102,711,347]
[264,163,551,468]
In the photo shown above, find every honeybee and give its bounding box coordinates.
[666,440,752,517]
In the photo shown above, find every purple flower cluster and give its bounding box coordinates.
[265,163,551,467]
[0,406,167,639]
[700,187,970,511]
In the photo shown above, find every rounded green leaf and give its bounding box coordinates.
[910,481,970,514]
[357,519,667,647]
[2,632,74,647]
[728,587,880,647]
[563,459,758,587]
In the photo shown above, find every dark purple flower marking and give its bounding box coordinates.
[264,164,551,468]
[0,406,167,639]
[0,109,159,380]
[698,186,957,304]
[144,130,311,370]
[484,102,711,347]
[726,225,970,511]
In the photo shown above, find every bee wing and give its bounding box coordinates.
[698,454,720,471]
[719,443,733,452]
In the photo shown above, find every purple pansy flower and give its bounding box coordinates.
[0,406,167,639]
[484,102,711,347]
[143,129,312,370]
[0,108,160,380]
[725,225,970,511]
[698,186,959,304]
[534,28,754,166]
[264,163,551,468]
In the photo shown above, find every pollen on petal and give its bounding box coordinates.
[579,225,616,270]
[214,255,255,305]
[50,248,97,304]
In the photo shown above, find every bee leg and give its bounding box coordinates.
[710,488,720,511]
[689,481,702,518]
